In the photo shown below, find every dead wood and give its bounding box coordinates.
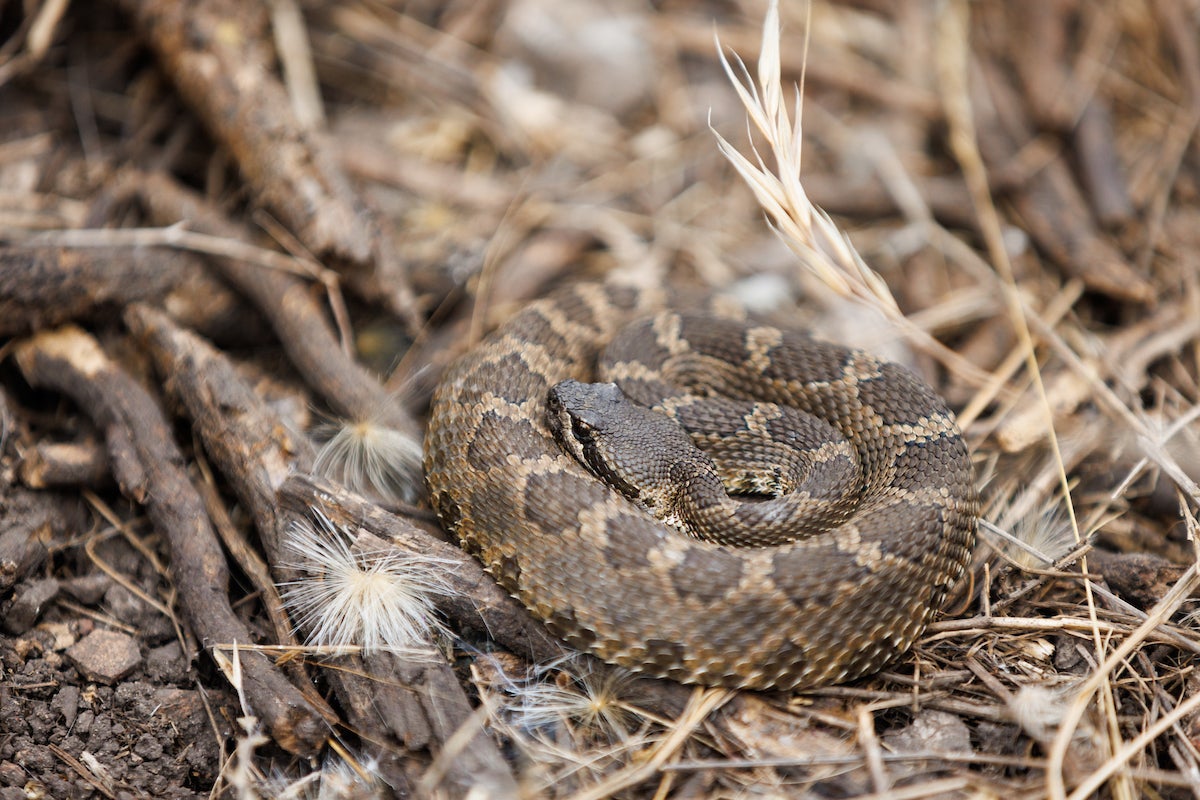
[125,304,518,796]
[117,169,424,495]
[13,325,328,757]
[972,55,1153,303]
[123,300,315,556]
[0,246,226,337]
[18,440,110,489]
[111,0,421,331]
[1074,101,1134,228]
[124,302,341,727]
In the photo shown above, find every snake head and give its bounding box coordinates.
[545,380,633,496]
[546,379,704,513]
[546,379,626,437]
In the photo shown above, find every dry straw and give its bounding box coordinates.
[711,0,988,387]
[713,3,1200,799]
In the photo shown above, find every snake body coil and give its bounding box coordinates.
[424,282,977,690]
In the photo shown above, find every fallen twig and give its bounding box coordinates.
[14,325,329,756]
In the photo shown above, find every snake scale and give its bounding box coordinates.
[424,281,978,690]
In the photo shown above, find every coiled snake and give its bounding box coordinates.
[425,281,977,690]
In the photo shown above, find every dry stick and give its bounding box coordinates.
[16,224,318,278]
[123,300,315,558]
[189,458,330,716]
[972,42,1152,303]
[271,0,325,129]
[649,763,677,800]
[19,439,110,489]
[985,539,1098,614]
[1010,0,1072,130]
[0,245,231,337]
[112,0,420,330]
[276,473,703,723]
[1088,580,1200,659]
[935,7,1139,798]
[847,778,971,800]
[924,614,1198,653]
[122,170,425,499]
[125,305,518,798]
[1074,101,1134,227]
[665,749,1049,772]
[14,325,328,757]
[47,743,117,800]
[1139,0,1200,276]
[1047,563,1200,800]
[566,688,731,800]
[356,650,519,799]
[81,497,175,621]
[856,706,890,795]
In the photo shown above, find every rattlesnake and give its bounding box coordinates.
[424,280,977,690]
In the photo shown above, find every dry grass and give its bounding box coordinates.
[446,2,1200,797]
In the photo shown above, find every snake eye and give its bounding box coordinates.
[570,416,595,443]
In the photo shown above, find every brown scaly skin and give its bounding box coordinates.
[424,281,978,690]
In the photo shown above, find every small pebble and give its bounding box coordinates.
[54,685,81,728]
[0,761,24,787]
[65,630,141,685]
[58,574,112,606]
[2,578,60,634]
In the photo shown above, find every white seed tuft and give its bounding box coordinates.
[259,751,385,800]
[498,657,638,743]
[1003,506,1078,570]
[279,511,451,657]
[1009,684,1073,743]
[313,415,424,505]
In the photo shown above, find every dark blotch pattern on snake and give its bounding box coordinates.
[424,281,978,690]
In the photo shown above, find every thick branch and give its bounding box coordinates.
[14,325,328,757]
[112,0,420,329]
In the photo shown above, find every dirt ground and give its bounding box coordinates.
[2,1,1200,798]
